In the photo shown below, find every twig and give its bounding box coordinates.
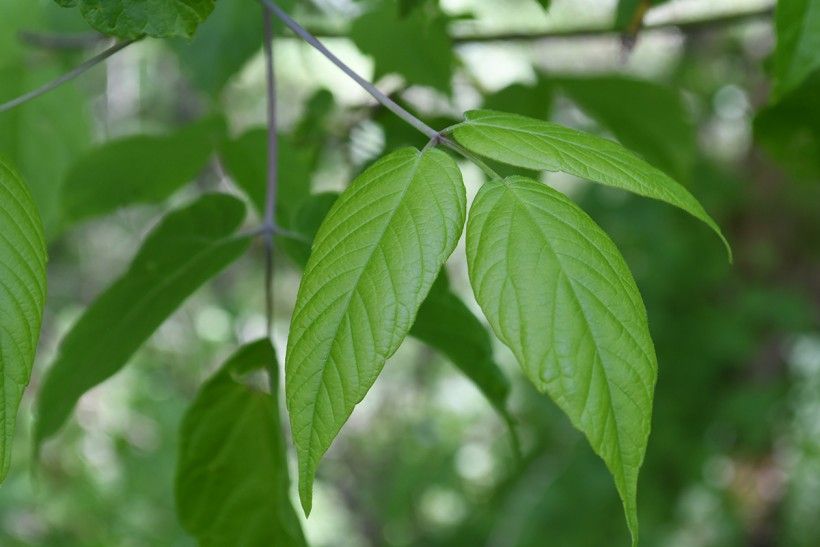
[0,39,137,114]
[261,0,439,140]
[263,6,278,337]
[18,30,109,50]
[294,5,773,44]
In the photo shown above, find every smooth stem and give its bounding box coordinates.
[0,39,137,113]
[263,6,278,337]
[260,0,439,140]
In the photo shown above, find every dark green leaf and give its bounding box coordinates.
[410,271,511,412]
[61,117,223,224]
[220,129,313,228]
[286,148,465,515]
[755,69,820,181]
[0,159,47,482]
[556,75,696,181]
[452,109,730,258]
[176,340,307,547]
[481,78,552,121]
[279,192,340,268]
[54,0,216,39]
[350,2,455,94]
[772,0,820,99]
[34,194,250,448]
[466,176,657,545]
[174,0,296,95]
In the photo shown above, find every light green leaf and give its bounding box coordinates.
[772,0,820,99]
[452,109,730,258]
[176,340,307,547]
[34,194,250,448]
[556,75,695,181]
[350,2,455,94]
[466,176,657,545]
[54,0,216,38]
[220,129,314,228]
[286,147,466,515]
[61,118,223,224]
[409,271,511,414]
[278,192,513,421]
[0,159,47,482]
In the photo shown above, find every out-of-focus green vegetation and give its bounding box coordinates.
[0,0,818,546]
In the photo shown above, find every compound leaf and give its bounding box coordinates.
[176,340,307,547]
[34,194,250,448]
[54,0,216,39]
[61,117,223,224]
[0,159,46,482]
[286,147,465,515]
[452,109,730,258]
[466,176,657,545]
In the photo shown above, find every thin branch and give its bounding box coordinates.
[0,39,137,114]
[261,0,439,140]
[18,30,109,50]
[263,6,278,337]
[294,5,773,44]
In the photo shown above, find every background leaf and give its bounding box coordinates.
[409,271,511,416]
[174,0,296,96]
[34,194,250,448]
[556,75,696,181]
[466,176,657,545]
[220,129,314,228]
[772,0,820,99]
[54,0,216,39]
[285,147,465,515]
[452,109,730,257]
[175,340,307,547]
[350,2,455,94]
[0,159,46,482]
[60,117,223,224]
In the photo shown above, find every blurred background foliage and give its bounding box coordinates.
[1,0,818,545]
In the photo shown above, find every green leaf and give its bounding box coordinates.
[54,0,216,38]
[409,271,511,413]
[176,340,307,547]
[0,61,91,237]
[614,0,668,31]
[350,2,455,94]
[466,176,657,545]
[755,69,820,181]
[452,109,730,258]
[534,0,551,10]
[220,129,314,228]
[0,159,47,482]
[279,192,340,268]
[556,75,695,181]
[481,78,552,121]
[772,0,820,99]
[61,118,223,224]
[34,194,250,448]
[174,0,296,95]
[286,147,466,515]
